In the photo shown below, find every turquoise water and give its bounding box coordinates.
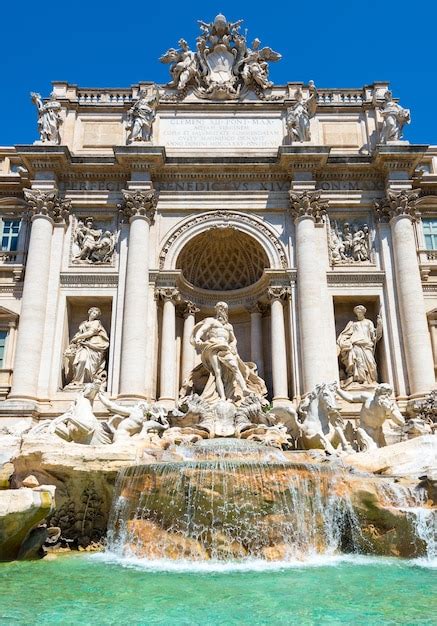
[1,554,436,625]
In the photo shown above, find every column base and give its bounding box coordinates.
[117,393,148,402]
[272,397,293,407]
[157,397,177,410]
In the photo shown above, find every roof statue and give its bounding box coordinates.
[160,13,281,100]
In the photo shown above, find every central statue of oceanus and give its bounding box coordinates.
[187,301,266,403]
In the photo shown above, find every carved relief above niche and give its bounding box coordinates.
[70,215,117,266]
[327,216,374,266]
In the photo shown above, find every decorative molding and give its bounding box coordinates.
[327,271,385,286]
[60,273,118,287]
[267,285,291,301]
[159,210,288,270]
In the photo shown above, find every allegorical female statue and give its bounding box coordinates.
[63,307,109,389]
[337,305,382,387]
[31,92,62,144]
[183,301,267,404]
[126,88,159,143]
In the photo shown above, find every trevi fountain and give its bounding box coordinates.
[0,12,436,626]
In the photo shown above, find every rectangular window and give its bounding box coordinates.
[0,330,7,367]
[1,219,20,252]
[423,219,437,250]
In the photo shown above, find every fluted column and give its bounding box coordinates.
[9,189,70,400]
[250,303,265,380]
[289,190,328,394]
[376,189,435,395]
[268,287,290,403]
[181,301,199,384]
[118,189,158,398]
[158,287,180,407]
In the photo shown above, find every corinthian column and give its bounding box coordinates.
[158,287,180,407]
[289,190,329,394]
[181,301,199,384]
[268,287,290,403]
[118,189,158,398]
[9,189,70,400]
[376,189,435,395]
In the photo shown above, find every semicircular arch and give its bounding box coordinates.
[159,210,288,271]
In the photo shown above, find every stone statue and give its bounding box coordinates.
[286,82,318,143]
[160,14,281,100]
[329,221,371,265]
[190,302,267,403]
[31,92,62,144]
[28,382,112,445]
[337,305,382,387]
[63,307,109,389]
[160,39,199,92]
[336,383,405,450]
[376,90,410,144]
[126,87,159,143]
[72,217,115,264]
[98,393,169,443]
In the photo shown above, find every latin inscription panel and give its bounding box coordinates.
[158,117,283,149]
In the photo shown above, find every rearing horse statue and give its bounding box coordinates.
[273,383,352,454]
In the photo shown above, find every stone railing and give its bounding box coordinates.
[77,90,133,105]
[418,249,437,281]
[0,251,23,264]
[317,90,365,105]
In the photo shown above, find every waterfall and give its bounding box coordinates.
[107,440,361,562]
[378,481,437,561]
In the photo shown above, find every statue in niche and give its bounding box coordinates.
[63,307,109,389]
[72,217,115,264]
[375,90,410,144]
[336,383,405,450]
[187,301,267,404]
[337,305,382,387]
[31,92,62,144]
[329,221,371,265]
[286,82,317,143]
[126,87,159,143]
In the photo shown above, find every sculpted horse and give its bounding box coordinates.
[271,383,352,454]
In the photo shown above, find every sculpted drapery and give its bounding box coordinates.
[337,305,382,386]
[64,307,109,388]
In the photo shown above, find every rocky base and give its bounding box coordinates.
[0,434,435,560]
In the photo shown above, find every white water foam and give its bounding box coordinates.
[92,551,404,574]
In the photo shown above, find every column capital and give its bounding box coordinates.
[267,286,291,301]
[119,189,158,224]
[156,287,180,303]
[24,188,71,223]
[249,302,268,315]
[288,190,328,224]
[183,300,199,318]
[375,189,421,222]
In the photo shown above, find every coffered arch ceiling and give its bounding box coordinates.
[176,227,269,291]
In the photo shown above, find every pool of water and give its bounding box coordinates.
[1,553,436,625]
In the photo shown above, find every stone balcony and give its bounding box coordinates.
[418,249,437,281]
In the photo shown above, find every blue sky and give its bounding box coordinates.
[1,0,436,145]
